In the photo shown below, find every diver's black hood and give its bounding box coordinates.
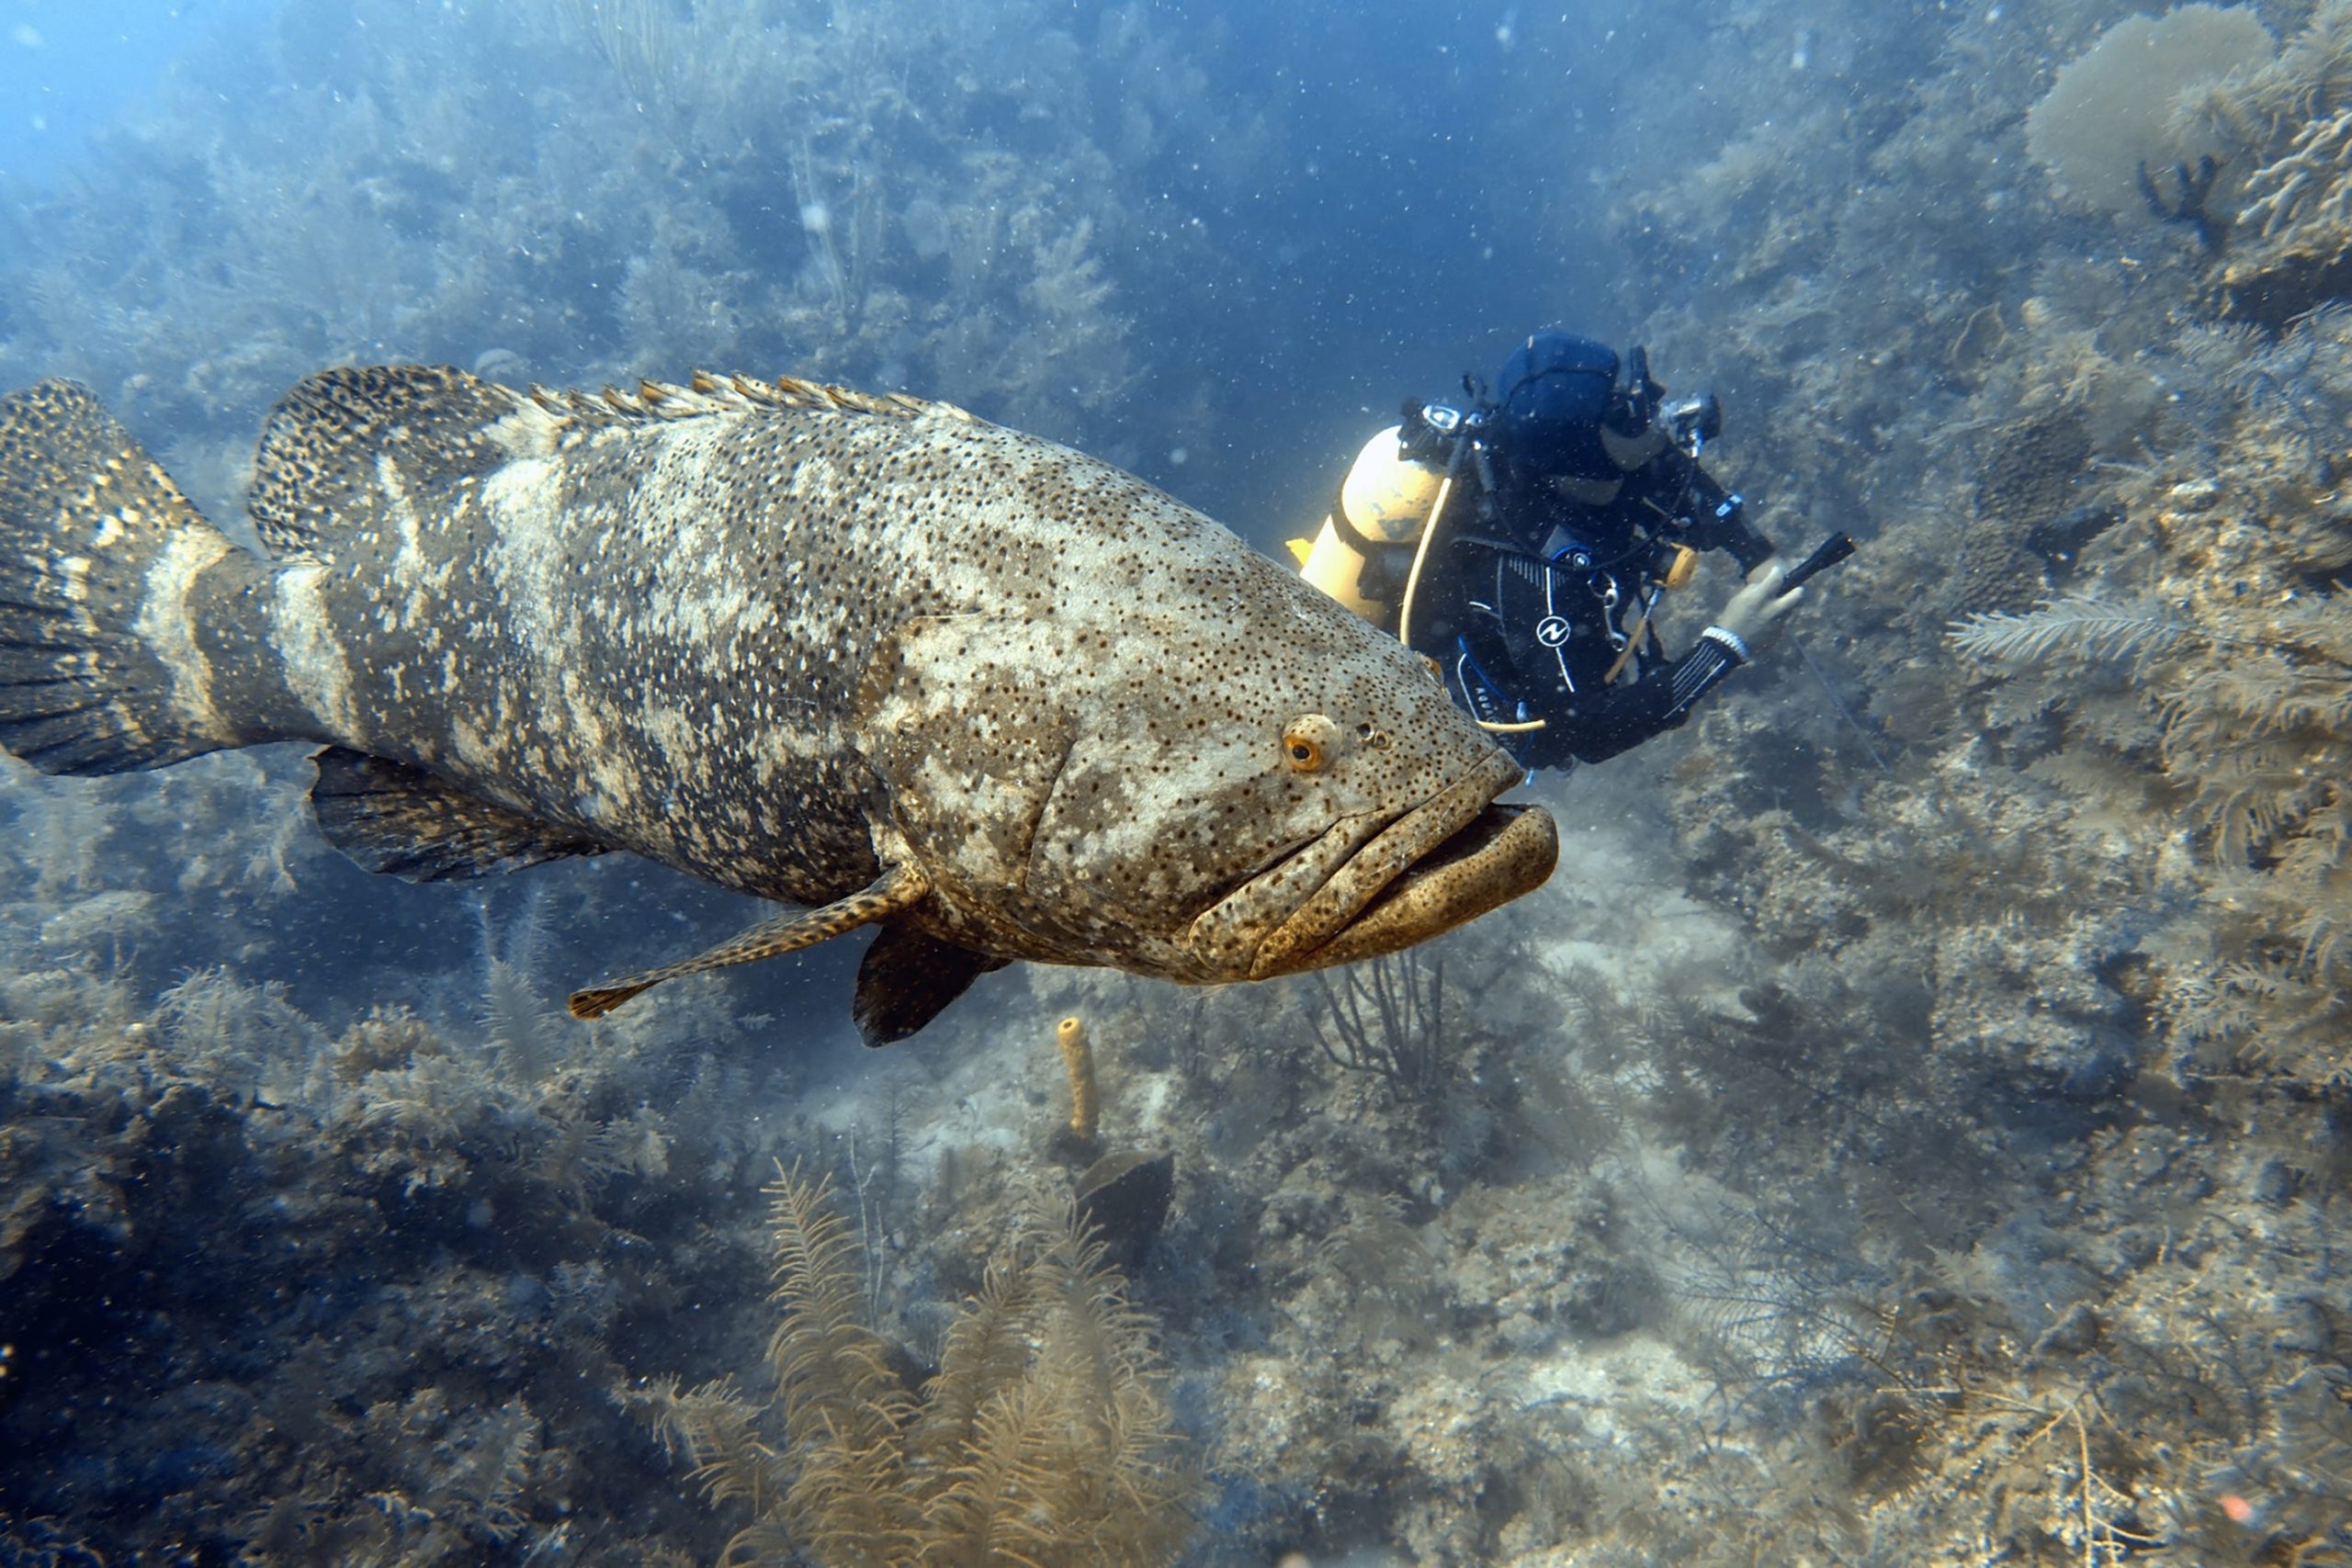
[1496,332,1619,480]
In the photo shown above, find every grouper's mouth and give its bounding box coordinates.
[1189,751,1559,981]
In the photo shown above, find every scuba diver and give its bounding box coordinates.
[1290,330,1849,771]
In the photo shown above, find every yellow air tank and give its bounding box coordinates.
[1289,426,1445,628]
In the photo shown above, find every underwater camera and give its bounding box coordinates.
[1662,390,1723,457]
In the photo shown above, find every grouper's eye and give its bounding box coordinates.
[1283,714,1340,773]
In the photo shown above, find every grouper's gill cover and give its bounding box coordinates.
[0,366,1558,1042]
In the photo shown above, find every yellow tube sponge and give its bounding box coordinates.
[1056,1015,1099,1145]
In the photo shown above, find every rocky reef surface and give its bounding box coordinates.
[2,1,2348,1564]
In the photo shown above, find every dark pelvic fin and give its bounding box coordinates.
[249,365,525,559]
[568,863,934,1021]
[0,379,246,773]
[852,926,1009,1047]
[309,746,610,882]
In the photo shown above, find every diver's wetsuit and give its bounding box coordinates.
[1405,435,1775,771]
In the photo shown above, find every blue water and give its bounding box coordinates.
[0,0,274,183]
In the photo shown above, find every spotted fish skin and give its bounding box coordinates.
[0,367,1556,1033]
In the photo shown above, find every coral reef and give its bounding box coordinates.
[0,924,791,1563]
[2024,5,2278,217]
[2223,101,2352,320]
[1531,1,2352,1561]
[0,0,1261,470]
[1952,297,2352,1090]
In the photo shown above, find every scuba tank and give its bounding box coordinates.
[1287,425,1447,628]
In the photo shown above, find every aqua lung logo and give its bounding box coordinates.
[1535,615,1571,649]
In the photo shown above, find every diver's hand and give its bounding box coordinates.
[1705,557,1805,662]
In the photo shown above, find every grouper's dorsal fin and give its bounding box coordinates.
[249,364,979,559]
[568,862,933,1021]
[519,370,981,432]
[310,746,609,881]
[250,366,526,558]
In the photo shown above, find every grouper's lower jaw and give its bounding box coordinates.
[1243,753,1557,980]
[1285,802,1557,972]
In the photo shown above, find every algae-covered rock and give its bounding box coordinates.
[1075,1147,1176,1272]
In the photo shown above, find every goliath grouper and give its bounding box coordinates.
[0,367,1556,1042]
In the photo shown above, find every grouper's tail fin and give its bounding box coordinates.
[0,379,250,773]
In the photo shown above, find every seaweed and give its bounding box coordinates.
[637,1164,1193,1567]
[1949,305,2352,1089]
[1951,595,2202,665]
[0,0,1261,457]
[0,849,788,1565]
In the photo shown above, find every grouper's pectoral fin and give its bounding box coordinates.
[310,747,611,881]
[853,926,1008,1048]
[567,863,933,1021]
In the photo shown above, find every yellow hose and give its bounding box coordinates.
[1603,606,1652,684]
[1394,473,1453,655]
